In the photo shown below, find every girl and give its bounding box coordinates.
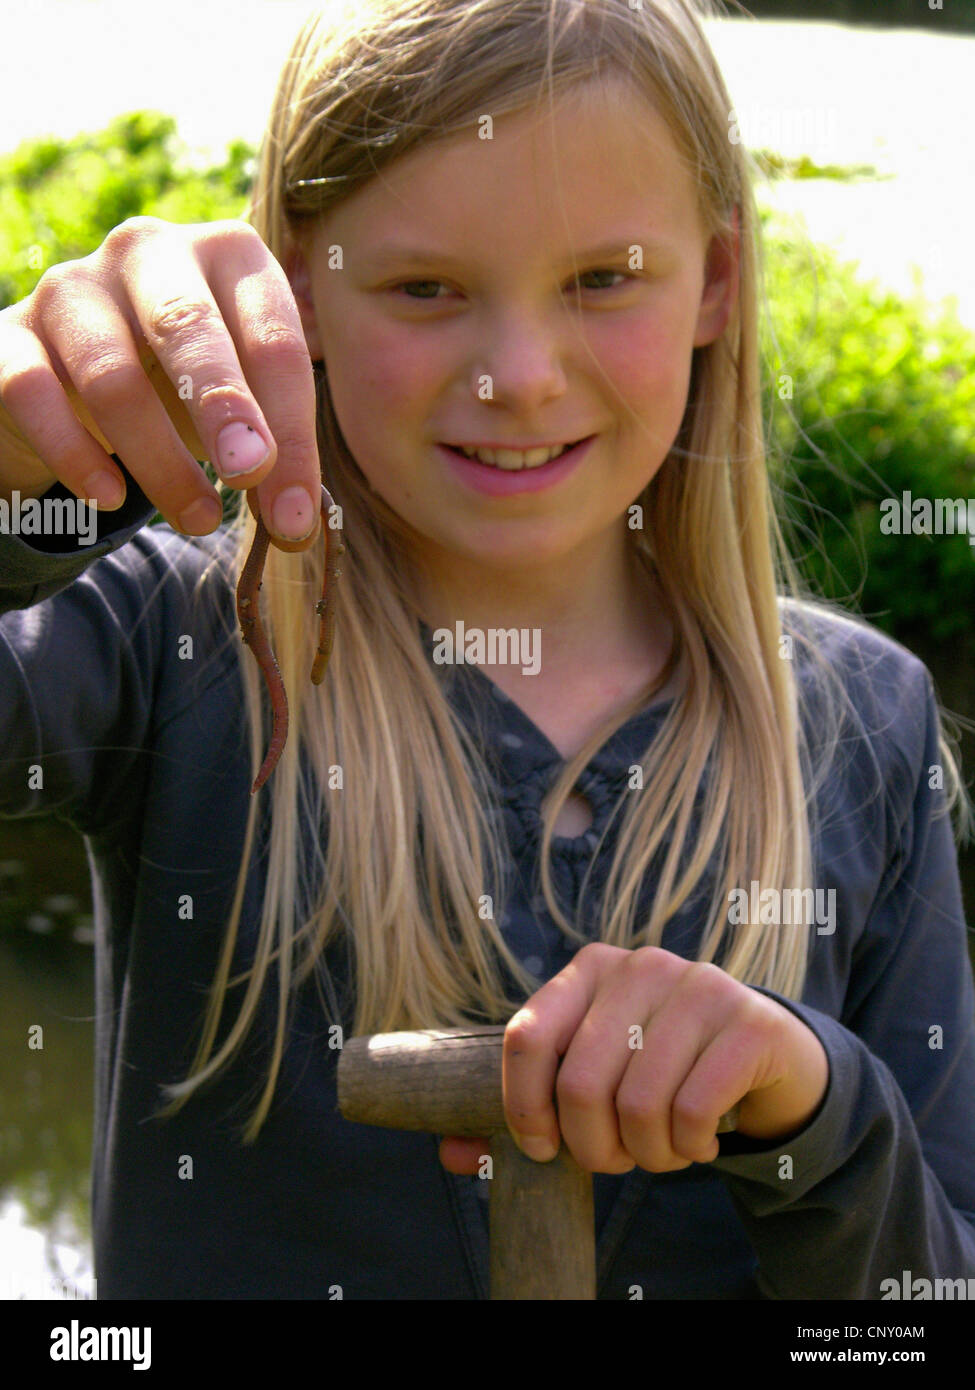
[1,0,973,1300]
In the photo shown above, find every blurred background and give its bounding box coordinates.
[1,0,974,1298]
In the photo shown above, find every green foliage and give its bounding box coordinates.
[0,113,256,309]
[758,209,975,656]
[750,150,887,182]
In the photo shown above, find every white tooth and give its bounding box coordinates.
[493,451,528,470]
[496,447,546,469]
[459,443,567,468]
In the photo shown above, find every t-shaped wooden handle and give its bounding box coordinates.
[337,1023,738,1300]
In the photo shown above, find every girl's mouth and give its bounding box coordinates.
[437,436,595,496]
[440,436,591,471]
[443,439,584,471]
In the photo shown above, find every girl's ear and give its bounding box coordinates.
[283,241,325,362]
[693,204,740,348]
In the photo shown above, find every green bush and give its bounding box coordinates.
[0,112,255,310]
[757,208,975,659]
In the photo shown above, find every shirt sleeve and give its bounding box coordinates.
[710,658,975,1299]
[0,462,158,611]
[0,460,235,836]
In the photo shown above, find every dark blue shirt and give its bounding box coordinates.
[2,469,974,1299]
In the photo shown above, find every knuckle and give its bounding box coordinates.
[555,1066,601,1111]
[615,1092,651,1128]
[207,217,264,248]
[504,1011,546,1053]
[102,215,162,255]
[576,941,619,969]
[197,219,273,270]
[77,359,148,412]
[247,323,312,371]
[629,944,680,981]
[30,262,75,312]
[0,357,50,406]
[737,1002,779,1049]
[688,959,733,1001]
[266,420,317,464]
[146,296,217,343]
[47,431,103,473]
[194,379,254,414]
[672,1094,712,1129]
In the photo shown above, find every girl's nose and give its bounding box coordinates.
[471,311,569,410]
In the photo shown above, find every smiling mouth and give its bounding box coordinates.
[442,438,589,470]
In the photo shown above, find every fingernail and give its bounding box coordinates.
[84,468,126,509]
[271,486,317,541]
[178,496,223,534]
[515,1134,558,1162]
[215,422,270,476]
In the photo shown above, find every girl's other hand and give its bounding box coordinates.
[438,942,829,1175]
[0,216,322,548]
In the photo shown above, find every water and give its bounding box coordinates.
[0,828,96,1299]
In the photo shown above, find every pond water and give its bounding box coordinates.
[1,12,973,1300]
[0,822,96,1300]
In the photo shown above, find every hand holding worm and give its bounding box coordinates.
[0,214,331,796]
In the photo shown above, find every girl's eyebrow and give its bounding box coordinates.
[360,234,676,268]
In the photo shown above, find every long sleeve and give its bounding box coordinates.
[0,463,235,836]
[711,657,975,1299]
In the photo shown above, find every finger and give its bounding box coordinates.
[666,1025,757,1162]
[0,308,129,510]
[437,1135,491,1176]
[618,963,743,1169]
[502,942,625,1162]
[553,947,692,1173]
[243,486,321,557]
[112,227,285,520]
[31,278,222,534]
[198,230,322,550]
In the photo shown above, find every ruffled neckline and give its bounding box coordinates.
[418,620,676,855]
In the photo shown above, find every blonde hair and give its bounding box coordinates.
[158,0,968,1140]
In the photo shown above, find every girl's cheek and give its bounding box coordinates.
[329,326,432,432]
[591,318,694,418]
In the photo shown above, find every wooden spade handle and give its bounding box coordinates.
[488,1130,595,1299]
[337,1025,738,1300]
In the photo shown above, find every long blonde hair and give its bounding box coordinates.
[158,0,967,1140]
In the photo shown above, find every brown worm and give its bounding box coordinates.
[236,483,344,794]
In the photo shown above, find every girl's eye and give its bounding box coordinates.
[391,269,629,300]
[574,269,628,292]
[396,280,448,299]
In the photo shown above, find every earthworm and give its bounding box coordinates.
[236,483,344,794]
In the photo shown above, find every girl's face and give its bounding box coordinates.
[288,80,736,596]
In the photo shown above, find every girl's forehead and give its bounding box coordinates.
[317,84,694,234]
